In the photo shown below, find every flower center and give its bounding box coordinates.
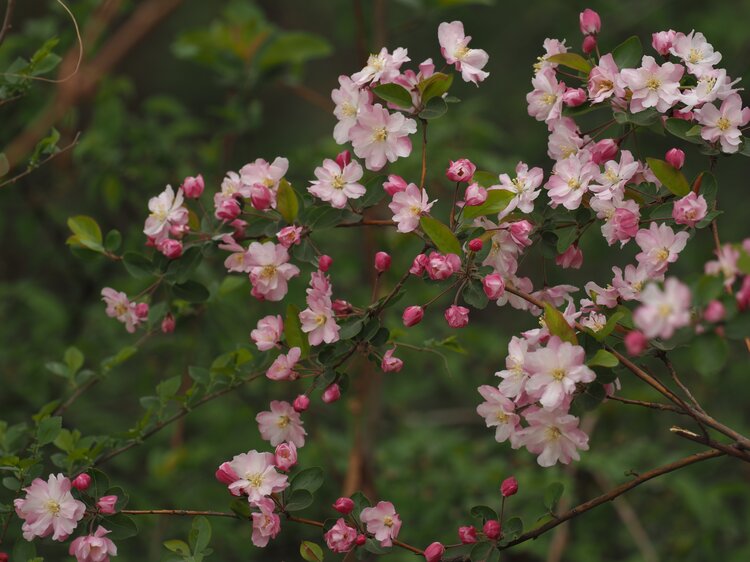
[655,248,670,261]
[368,54,385,71]
[277,415,290,428]
[454,45,470,60]
[551,368,566,381]
[600,79,614,91]
[383,515,394,527]
[260,265,277,279]
[717,117,731,131]
[541,93,557,106]
[46,500,61,515]
[409,204,423,217]
[114,302,128,316]
[331,174,346,190]
[688,48,703,64]
[511,177,525,192]
[263,178,275,188]
[567,177,581,190]
[341,102,357,118]
[315,314,327,326]
[604,169,619,183]
[372,127,388,142]
[658,303,673,318]
[246,473,263,488]
[545,426,562,440]
[646,77,662,91]
[496,411,508,423]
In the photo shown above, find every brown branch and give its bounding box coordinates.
[658,353,706,415]
[0,133,80,189]
[419,119,428,189]
[606,395,686,415]
[338,219,396,228]
[123,509,237,518]
[670,427,750,463]
[0,0,15,47]
[499,449,724,550]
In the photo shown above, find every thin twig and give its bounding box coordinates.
[123,509,237,518]
[606,395,686,415]
[0,132,80,189]
[420,119,428,189]
[0,0,15,47]
[670,427,750,463]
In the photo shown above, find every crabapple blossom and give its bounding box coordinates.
[438,21,489,84]
[215,462,238,486]
[694,93,750,153]
[308,155,366,208]
[333,497,355,514]
[410,253,429,275]
[579,9,601,35]
[156,238,182,259]
[101,288,147,333]
[276,225,302,248]
[612,264,651,301]
[620,56,684,113]
[582,35,597,55]
[332,75,371,144]
[324,519,358,553]
[225,450,288,502]
[72,473,91,491]
[501,476,519,497]
[446,158,477,182]
[256,401,306,448]
[293,394,310,413]
[251,499,281,548]
[97,495,118,515]
[588,54,625,104]
[476,385,521,443]
[556,244,583,269]
[350,104,417,171]
[246,242,300,302]
[388,182,435,233]
[383,174,408,195]
[494,161,544,215]
[251,315,284,351]
[704,300,726,323]
[424,542,446,562]
[635,223,689,275]
[351,47,410,86]
[143,185,188,241]
[300,294,340,346]
[464,182,487,206]
[445,305,470,328]
[515,406,589,467]
[665,148,685,169]
[14,474,86,541]
[680,68,740,110]
[652,30,676,56]
[181,174,204,198]
[482,273,505,300]
[563,87,586,107]
[483,520,501,540]
[547,117,586,160]
[360,501,402,547]
[240,157,289,203]
[68,526,117,562]
[589,139,619,166]
[374,251,392,272]
[381,347,404,372]
[266,347,301,381]
[274,442,297,471]
[392,58,436,110]
[459,525,478,544]
[322,383,341,403]
[592,197,641,246]
[495,337,531,399]
[705,244,740,287]
[545,153,599,210]
[624,330,648,356]
[672,192,707,227]
[249,183,273,211]
[527,67,565,123]
[318,254,333,272]
[425,252,461,280]
[633,278,692,339]
[161,313,175,334]
[533,38,568,74]
[589,149,638,199]
[670,30,722,77]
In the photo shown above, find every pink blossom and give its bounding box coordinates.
[240,157,289,208]
[214,194,241,221]
[579,9,601,35]
[426,252,461,280]
[251,499,281,548]
[705,244,740,287]
[246,242,300,301]
[620,56,684,113]
[680,68,740,110]
[589,139,619,166]
[388,182,435,233]
[612,264,651,301]
[101,288,146,334]
[325,518,358,553]
[515,407,589,467]
[274,442,297,471]
[588,54,625,104]
[249,183,273,211]
[507,220,534,248]
[215,461,239,486]
[351,47,410,86]
[334,497,355,514]
[545,153,599,210]
[360,501,402,547]
[524,337,596,410]
[445,305,470,328]
[322,383,341,404]
[251,315,284,351]
[156,238,183,259]
[652,30,676,56]
[672,192,707,227]
[375,251,392,272]
[300,295,340,346]
[563,87,586,107]
[227,450,288,502]
[458,525,477,544]
[464,182,487,206]
[446,158,477,182]
[438,21,489,84]
[635,223,689,275]
[624,330,648,356]
[737,276,750,310]
[533,38,568,74]
[181,174,204,198]
[403,305,424,327]
[256,401,306,448]
[266,347,301,381]
[161,313,176,334]
[634,278,692,339]
[527,67,565,123]
[68,526,117,562]
[599,204,640,246]
[277,225,302,248]
[308,156,366,208]
[14,474,85,541]
[483,273,505,300]
[381,348,404,373]
[350,104,417,171]
[392,58,436,111]
[483,520,501,540]
[556,245,583,269]
[144,185,188,241]
[477,385,520,443]
[694,94,750,153]
[547,118,586,161]
[410,253,429,275]
[332,75,372,144]
[97,495,118,515]
[670,31,722,77]
[501,476,519,497]
[494,161,544,214]
[590,149,638,199]
[383,174,408,195]
[704,300,726,323]
[424,542,445,562]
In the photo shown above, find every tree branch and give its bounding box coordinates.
[0,0,15,47]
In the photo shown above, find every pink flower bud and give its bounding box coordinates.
[624,330,648,356]
[704,300,726,323]
[293,394,310,412]
[216,197,241,221]
[97,495,118,515]
[215,461,239,485]
[672,108,694,121]
[579,8,601,35]
[652,30,676,56]
[333,497,355,514]
[335,150,352,168]
[332,299,353,315]
[424,542,445,562]
[737,276,750,311]
[464,183,488,206]
[170,222,189,239]
[161,313,176,334]
[374,251,392,272]
[590,139,619,164]
[0,552,7,562]
[277,225,302,247]
[483,519,501,540]
[181,174,205,198]
[468,238,483,252]
[274,442,298,471]
[250,183,272,210]
[135,303,149,321]
[610,208,640,242]
[72,473,92,491]
[563,87,587,107]
[508,220,534,247]
[555,245,583,269]
[381,348,404,373]
[444,305,470,328]
[665,148,685,169]
[446,159,476,183]
[318,254,333,272]
[322,383,341,404]
[482,274,505,300]
[355,534,367,546]
[426,252,462,280]
[383,174,408,196]
[402,305,424,327]
[157,238,183,260]
[458,525,478,544]
[229,219,247,240]
[410,253,429,275]
[582,34,597,54]
[672,192,707,227]
[501,476,518,497]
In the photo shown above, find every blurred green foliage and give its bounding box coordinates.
[1,0,750,561]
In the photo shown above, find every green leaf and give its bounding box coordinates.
[546,53,592,73]
[693,275,725,307]
[290,467,324,494]
[188,366,211,386]
[66,215,104,252]
[462,279,488,309]
[189,516,212,554]
[587,349,619,368]
[471,171,497,188]
[285,489,314,511]
[104,229,122,253]
[259,32,332,69]
[665,118,704,144]
[123,252,154,279]
[690,333,728,376]
[573,382,606,413]
[725,313,750,340]
[105,513,139,540]
[173,280,210,303]
[646,157,690,196]
[470,505,498,522]
[461,190,515,220]
[589,310,626,341]
[372,83,413,109]
[419,96,447,120]
[470,541,494,562]
[157,375,182,403]
[611,35,642,69]
[164,539,190,555]
[276,178,299,223]
[0,153,9,177]
[300,541,325,562]
[37,416,62,446]
[420,216,461,255]
[544,303,577,344]
[285,304,310,358]
[418,72,453,103]
[544,482,564,512]
[64,347,84,375]
[503,516,523,540]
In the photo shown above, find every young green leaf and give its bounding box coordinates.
[372,83,414,108]
[587,349,619,368]
[544,303,578,344]
[420,216,462,255]
[277,178,299,223]
[611,35,642,69]
[546,53,592,73]
[462,190,515,220]
[645,157,690,196]
[300,541,325,562]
